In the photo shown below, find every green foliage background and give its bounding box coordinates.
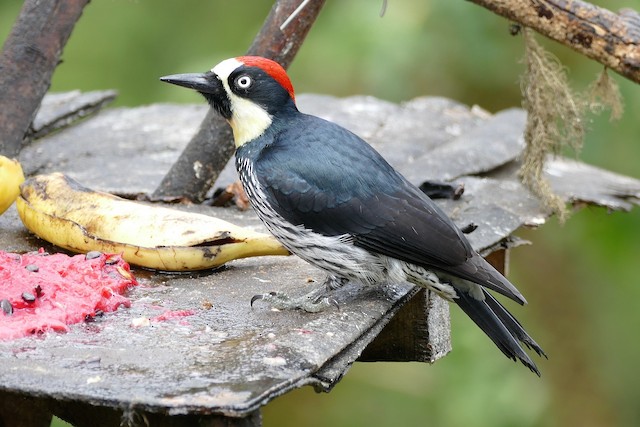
[2,1,639,426]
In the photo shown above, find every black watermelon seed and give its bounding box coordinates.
[1,299,13,315]
[21,292,36,303]
[25,264,39,272]
[105,255,119,265]
[85,251,102,260]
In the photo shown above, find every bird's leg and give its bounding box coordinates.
[250,275,347,313]
[323,275,349,291]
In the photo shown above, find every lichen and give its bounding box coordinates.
[587,67,624,121]
[519,28,586,222]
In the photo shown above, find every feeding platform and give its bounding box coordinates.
[1,91,638,426]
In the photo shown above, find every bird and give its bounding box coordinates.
[161,56,546,374]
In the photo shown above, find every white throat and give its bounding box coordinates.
[212,58,273,147]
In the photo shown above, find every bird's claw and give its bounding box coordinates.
[250,290,339,313]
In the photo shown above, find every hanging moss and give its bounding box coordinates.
[519,28,586,222]
[588,67,624,121]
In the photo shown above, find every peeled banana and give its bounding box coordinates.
[16,173,289,271]
[0,156,25,215]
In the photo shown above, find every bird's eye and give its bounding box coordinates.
[235,75,252,89]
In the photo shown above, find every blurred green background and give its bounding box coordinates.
[2,1,639,426]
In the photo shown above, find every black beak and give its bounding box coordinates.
[161,71,231,119]
[160,72,221,95]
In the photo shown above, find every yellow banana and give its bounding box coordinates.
[16,173,289,271]
[0,156,25,215]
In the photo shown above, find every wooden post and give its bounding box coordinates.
[0,0,90,157]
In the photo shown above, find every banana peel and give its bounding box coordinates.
[0,155,25,215]
[16,173,289,271]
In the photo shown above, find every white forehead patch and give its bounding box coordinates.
[211,58,243,80]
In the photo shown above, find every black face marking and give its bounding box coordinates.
[201,73,232,120]
[227,66,294,115]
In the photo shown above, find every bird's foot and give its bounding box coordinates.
[250,276,347,313]
[251,290,339,313]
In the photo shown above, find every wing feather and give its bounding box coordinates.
[255,114,471,264]
[253,114,523,303]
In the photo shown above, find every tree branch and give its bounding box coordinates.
[151,0,326,202]
[467,0,640,84]
[0,0,90,158]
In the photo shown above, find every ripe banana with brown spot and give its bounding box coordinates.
[16,173,289,271]
[0,156,25,215]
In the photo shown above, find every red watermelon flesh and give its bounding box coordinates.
[0,249,138,340]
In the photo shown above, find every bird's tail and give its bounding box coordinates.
[454,289,547,375]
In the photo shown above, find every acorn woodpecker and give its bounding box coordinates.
[161,56,546,374]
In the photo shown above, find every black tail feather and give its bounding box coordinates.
[455,290,544,376]
[483,291,547,359]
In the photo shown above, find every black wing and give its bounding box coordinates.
[255,114,523,302]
